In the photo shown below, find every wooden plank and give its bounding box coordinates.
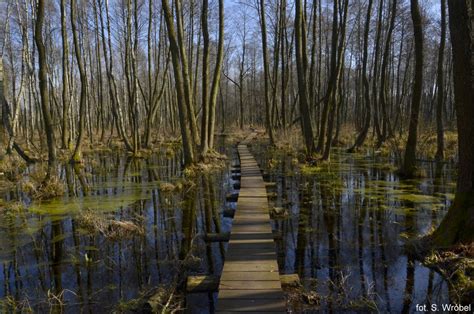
[216,312,286,314]
[217,132,285,312]
[219,280,282,290]
[216,299,287,312]
[219,261,278,272]
[226,242,275,251]
[217,289,284,300]
[221,271,280,281]
[215,310,286,314]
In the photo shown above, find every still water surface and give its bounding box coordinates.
[0,139,454,313]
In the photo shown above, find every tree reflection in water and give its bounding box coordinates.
[0,146,236,312]
[253,142,453,313]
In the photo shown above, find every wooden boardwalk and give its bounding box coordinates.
[216,133,285,313]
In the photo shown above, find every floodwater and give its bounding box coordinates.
[0,139,238,313]
[251,141,454,313]
[0,138,455,313]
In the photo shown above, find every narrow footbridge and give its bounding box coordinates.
[216,133,286,313]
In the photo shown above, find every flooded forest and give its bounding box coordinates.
[0,0,473,313]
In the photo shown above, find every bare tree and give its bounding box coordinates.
[35,0,57,178]
[400,0,424,177]
[432,0,474,245]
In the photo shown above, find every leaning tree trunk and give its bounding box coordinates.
[400,0,423,178]
[432,0,474,246]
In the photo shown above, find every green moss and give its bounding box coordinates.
[393,193,441,203]
[29,193,148,216]
[300,165,322,175]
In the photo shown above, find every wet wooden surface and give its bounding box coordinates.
[216,133,285,313]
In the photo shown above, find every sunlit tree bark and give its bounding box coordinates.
[34,0,57,178]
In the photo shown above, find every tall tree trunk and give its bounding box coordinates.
[161,0,195,166]
[432,0,474,246]
[371,0,384,143]
[377,0,397,147]
[60,0,70,149]
[98,0,133,152]
[400,0,423,178]
[348,0,373,152]
[323,0,348,161]
[280,0,287,129]
[435,0,446,161]
[259,0,275,145]
[71,0,87,162]
[35,0,57,179]
[207,0,224,150]
[294,0,316,156]
[200,0,210,156]
[175,0,198,149]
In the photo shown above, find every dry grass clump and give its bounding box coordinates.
[274,127,304,154]
[0,295,33,313]
[423,243,474,303]
[21,173,65,200]
[225,127,259,144]
[285,271,379,312]
[77,209,144,240]
[159,182,177,193]
[0,201,27,220]
[0,154,26,182]
[417,130,458,161]
[143,285,184,313]
[184,151,228,175]
[159,179,192,194]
